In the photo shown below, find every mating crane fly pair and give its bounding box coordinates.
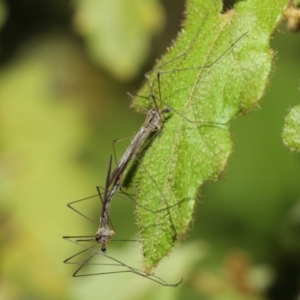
[63,18,248,286]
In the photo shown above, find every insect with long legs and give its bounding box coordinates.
[63,156,182,286]
[64,5,249,281]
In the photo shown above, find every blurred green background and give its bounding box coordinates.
[0,0,300,299]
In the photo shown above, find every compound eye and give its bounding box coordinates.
[101,245,107,253]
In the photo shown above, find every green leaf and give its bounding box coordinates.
[283,105,300,151]
[125,0,288,273]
